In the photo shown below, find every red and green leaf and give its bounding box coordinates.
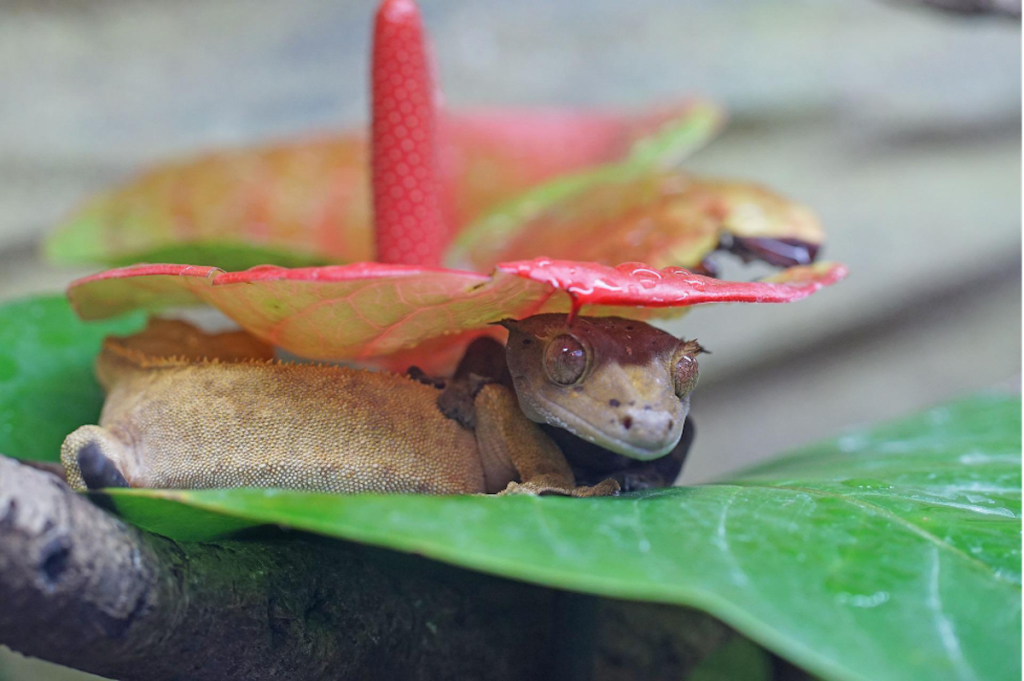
[447,163,822,273]
[48,0,842,375]
[67,260,846,367]
[46,104,720,271]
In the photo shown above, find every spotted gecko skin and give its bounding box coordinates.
[61,320,617,497]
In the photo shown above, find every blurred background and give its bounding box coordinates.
[0,0,1018,481]
[0,0,1019,678]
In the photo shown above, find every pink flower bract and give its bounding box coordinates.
[62,0,847,370]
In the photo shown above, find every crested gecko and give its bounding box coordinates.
[62,315,701,496]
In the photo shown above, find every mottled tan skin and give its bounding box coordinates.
[499,315,699,461]
[432,315,701,491]
[62,315,700,496]
[61,320,618,496]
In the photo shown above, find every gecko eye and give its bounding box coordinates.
[544,334,589,385]
[673,354,700,398]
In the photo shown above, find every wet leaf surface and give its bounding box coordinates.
[66,260,845,363]
[98,396,1021,681]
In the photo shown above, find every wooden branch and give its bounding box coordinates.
[0,455,554,680]
[0,455,739,680]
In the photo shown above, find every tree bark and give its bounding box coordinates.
[0,455,739,681]
[0,455,555,680]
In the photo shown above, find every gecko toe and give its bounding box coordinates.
[77,442,130,490]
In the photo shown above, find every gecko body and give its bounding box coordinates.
[62,315,700,496]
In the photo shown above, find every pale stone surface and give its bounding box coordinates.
[683,266,1021,483]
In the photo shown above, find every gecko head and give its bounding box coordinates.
[499,314,702,461]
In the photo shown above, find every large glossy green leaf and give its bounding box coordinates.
[0,296,145,461]
[86,395,1021,681]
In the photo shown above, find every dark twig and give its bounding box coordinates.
[0,455,554,680]
[0,455,735,680]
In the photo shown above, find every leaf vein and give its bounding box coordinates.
[720,483,1021,589]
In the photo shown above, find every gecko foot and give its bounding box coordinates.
[405,365,447,389]
[570,478,621,498]
[77,442,130,490]
[437,373,495,429]
[405,365,489,429]
[498,478,619,498]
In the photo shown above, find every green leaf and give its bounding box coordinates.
[95,395,1020,681]
[0,296,145,461]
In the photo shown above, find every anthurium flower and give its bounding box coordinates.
[63,0,846,371]
[46,102,721,269]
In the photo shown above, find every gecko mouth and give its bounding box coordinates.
[522,392,682,461]
[581,428,680,461]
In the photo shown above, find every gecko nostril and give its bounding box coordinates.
[667,419,674,432]
[622,416,633,430]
